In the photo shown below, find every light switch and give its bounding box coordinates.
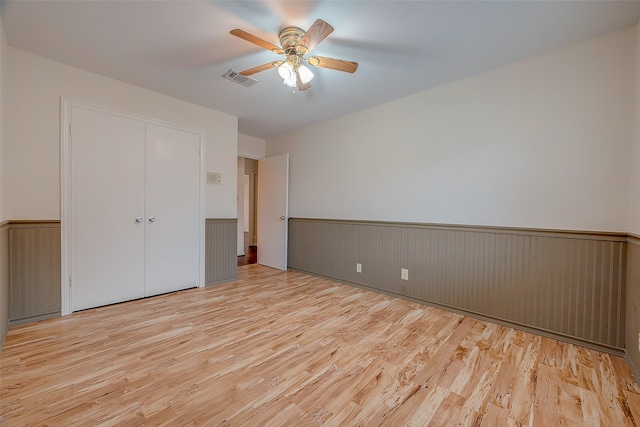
[207,172,222,185]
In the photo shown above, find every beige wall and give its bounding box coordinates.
[0,6,5,222]
[630,22,640,236]
[238,133,266,160]
[626,20,640,383]
[5,47,238,220]
[268,28,636,233]
[0,10,8,349]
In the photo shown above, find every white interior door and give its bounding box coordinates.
[70,107,146,311]
[257,154,289,270]
[145,123,201,296]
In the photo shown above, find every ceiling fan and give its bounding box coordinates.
[230,19,358,92]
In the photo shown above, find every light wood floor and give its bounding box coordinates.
[2,265,640,426]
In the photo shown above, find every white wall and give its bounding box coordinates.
[268,28,636,233]
[237,157,245,256]
[0,13,6,222]
[238,133,266,160]
[629,21,640,236]
[5,47,238,220]
[0,0,8,351]
[244,175,250,232]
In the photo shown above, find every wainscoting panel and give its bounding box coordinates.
[9,222,61,325]
[289,218,627,351]
[205,218,238,286]
[1,222,10,350]
[626,235,640,382]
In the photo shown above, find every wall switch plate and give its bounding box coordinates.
[356,263,362,273]
[401,268,409,280]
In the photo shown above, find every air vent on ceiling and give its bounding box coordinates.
[222,69,258,87]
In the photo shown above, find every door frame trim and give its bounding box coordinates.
[60,98,206,315]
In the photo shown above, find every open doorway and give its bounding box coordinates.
[238,157,257,266]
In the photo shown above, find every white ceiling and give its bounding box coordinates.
[2,1,640,139]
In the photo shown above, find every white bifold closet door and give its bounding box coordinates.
[145,123,200,297]
[70,107,200,312]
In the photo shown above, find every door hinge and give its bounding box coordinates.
[69,123,72,136]
[69,276,72,287]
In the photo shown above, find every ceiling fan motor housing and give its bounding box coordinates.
[279,26,306,53]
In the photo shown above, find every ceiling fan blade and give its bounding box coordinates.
[307,56,358,73]
[295,19,334,54]
[296,72,311,91]
[230,29,284,55]
[239,62,279,76]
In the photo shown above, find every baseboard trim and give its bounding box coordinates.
[9,311,61,327]
[289,267,626,357]
[626,354,640,385]
[205,276,238,287]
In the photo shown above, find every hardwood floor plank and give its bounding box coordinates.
[611,356,640,394]
[324,400,361,426]
[479,402,519,427]
[557,381,585,425]
[508,334,541,424]
[488,360,519,410]
[377,383,449,426]
[625,389,640,424]
[1,264,638,426]
[429,391,479,426]
[533,364,562,426]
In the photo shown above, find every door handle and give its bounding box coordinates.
[135,216,143,223]
[280,216,285,220]
[148,216,157,223]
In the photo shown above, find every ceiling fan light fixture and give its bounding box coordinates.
[230,19,357,91]
[298,64,314,84]
[283,72,297,87]
[277,59,294,80]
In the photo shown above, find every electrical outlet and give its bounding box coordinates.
[401,268,409,280]
[356,263,362,273]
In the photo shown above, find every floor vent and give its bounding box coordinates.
[222,69,258,87]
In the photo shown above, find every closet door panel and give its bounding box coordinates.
[70,107,146,311]
[145,123,201,296]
